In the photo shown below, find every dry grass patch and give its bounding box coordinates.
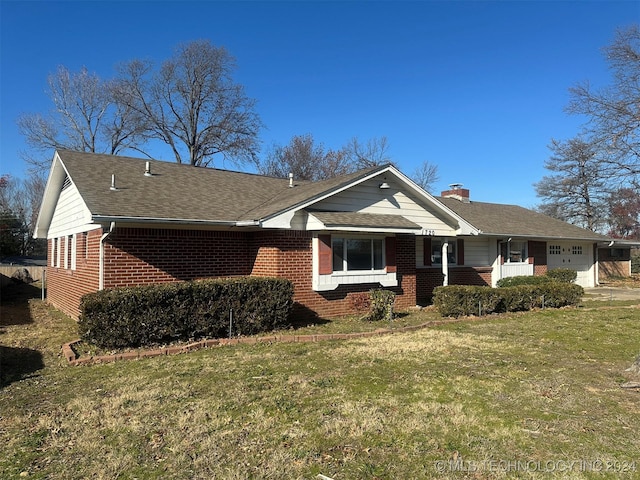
[1,283,639,478]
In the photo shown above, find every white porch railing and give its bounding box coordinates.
[500,263,534,279]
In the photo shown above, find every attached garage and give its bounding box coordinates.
[547,241,595,287]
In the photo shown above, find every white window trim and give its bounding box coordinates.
[63,236,70,269]
[56,238,62,268]
[312,234,398,292]
[70,233,77,270]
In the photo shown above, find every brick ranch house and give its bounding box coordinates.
[35,150,616,320]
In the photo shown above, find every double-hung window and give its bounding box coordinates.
[505,241,527,263]
[430,238,457,265]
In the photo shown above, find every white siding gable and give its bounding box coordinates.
[311,177,457,235]
[47,182,93,239]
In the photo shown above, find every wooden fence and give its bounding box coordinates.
[0,265,45,288]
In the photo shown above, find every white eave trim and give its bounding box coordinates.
[33,151,67,238]
[317,226,423,234]
[479,233,608,242]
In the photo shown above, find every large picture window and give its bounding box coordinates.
[332,237,384,271]
[314,234,397,291]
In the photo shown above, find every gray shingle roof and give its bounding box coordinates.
[57,150,385,223]
[308,211,421,229]
[438,197,609,241]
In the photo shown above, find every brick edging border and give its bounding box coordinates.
[62,319,465,366]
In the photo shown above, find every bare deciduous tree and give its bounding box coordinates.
[535,137,609,232]
[18,66,147,173]
[115,40,262,167]
[411,160,440,193]
[0,173,46,256]
[344,136,393,169]
[566,24,640,185]
[256,134,396,181]
[257,134,353,181]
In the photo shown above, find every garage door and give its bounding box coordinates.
[547,242,593,287]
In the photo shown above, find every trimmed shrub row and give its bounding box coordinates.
[496,268,577,287]
[78,277,294,348]
[433,283,584,318]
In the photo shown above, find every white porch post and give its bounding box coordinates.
[442,239,449,286]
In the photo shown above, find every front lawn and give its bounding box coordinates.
[1,283,639,479]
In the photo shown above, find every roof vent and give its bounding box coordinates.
[289,172,294,188]
[441,183,469,202]
[110,174,118,191]
[144,161,152,177]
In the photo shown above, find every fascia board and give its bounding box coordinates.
[91,215,239,227]
[478,233,608,242]
[34,152,66,238]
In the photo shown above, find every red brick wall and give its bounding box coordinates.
[251,231,417,319]
[46,229,101,319]
[103,228,253,288]
[450,266,492,286]
[47,227,419,321]
[416,268,444,305]
[416,266,492,305]
[393,234,416,310]
[598,247,631,279]
[534,265,548,276]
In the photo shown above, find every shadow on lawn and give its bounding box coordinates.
[0,345,44,388]
[1,281,42,327]
[289,303,332,329]
[1,281,45,388]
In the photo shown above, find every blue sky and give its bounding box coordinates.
[1,1,637,207]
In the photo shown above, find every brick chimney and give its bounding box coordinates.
[441,183,470,203]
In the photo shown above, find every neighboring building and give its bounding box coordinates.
[35,150,612,320]
[597,242,640,281]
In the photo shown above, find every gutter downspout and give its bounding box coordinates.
[99,222,116,290]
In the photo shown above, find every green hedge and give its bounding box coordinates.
[545,268,578,283]
[496,268,578,287]
[433,283,584,318]
[496,275,552,287]
[78,277,294,348]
